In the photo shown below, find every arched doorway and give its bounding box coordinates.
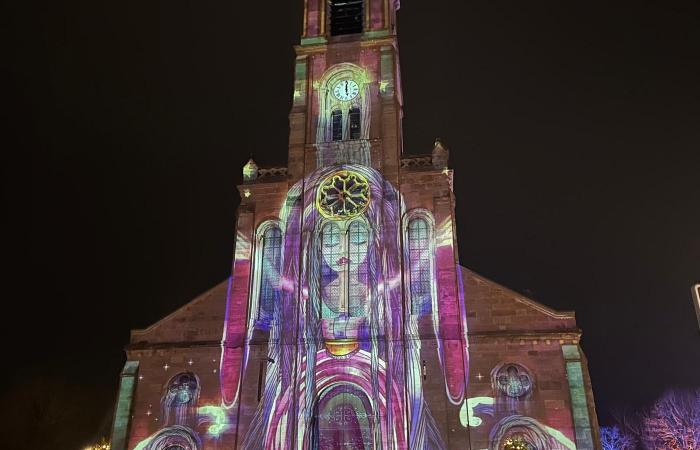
[312,384,374,450]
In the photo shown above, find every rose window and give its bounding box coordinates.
[317,170,370,220]
[495,364,533,398]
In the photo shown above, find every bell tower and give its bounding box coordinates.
[287,0,403,185]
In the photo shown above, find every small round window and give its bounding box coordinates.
[494,364,533,398]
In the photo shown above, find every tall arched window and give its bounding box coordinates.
[331,109,343,141]
[161,372,199,426]
[258,226,282,324]
[347,221,369,316]
[408,218,433,314]
[349,107,361,139]
[320,220,369,319]
[321,222,342,318]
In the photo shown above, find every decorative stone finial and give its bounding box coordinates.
[243,158,258,182]
[432,138,449,170]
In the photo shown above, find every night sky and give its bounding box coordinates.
[5,1,700,448]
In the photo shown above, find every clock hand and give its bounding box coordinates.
[345,81,348,96]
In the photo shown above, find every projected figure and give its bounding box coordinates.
[234,165,453,450]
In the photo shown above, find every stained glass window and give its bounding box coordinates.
[348,221,368,316]
[165,373,198,406]
[408,218,432,314]
[320,221,369,319]
[162,372,199,426]
[495,364,534,398]
[258,226,282,324]
[349,107,361,139]
[321,222,342,318]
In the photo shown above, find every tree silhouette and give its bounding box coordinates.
[640,389,700,450]
[600,425,635,450]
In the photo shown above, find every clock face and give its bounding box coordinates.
[317,170,370,220]
[333,79,360,102]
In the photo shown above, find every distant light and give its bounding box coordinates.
[84,440,110,450]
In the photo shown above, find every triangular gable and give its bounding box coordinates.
[130,279,229,346]
[461,266,578,335]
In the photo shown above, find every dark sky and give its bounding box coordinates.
[5,0,700,448]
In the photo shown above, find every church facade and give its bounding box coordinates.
[109,2,600,449]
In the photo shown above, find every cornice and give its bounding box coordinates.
[295,36,397,56]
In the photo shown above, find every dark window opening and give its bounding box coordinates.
[331,110,343,141]
[330,0,364,36]
[349,107,361,139]
[257,360,266,402]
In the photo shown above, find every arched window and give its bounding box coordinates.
[407,218,433,314]
[258,226,283,324]
[321,222,342,318]
[347,221,369,316]
[331,109,343,141]
[161,372,199,426]
[164,373,199,406]
[330,0,364,36]
[320,220,369,319]
[349,107,361,139]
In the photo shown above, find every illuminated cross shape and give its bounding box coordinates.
[476,373,484,381]
[163,363,170,371]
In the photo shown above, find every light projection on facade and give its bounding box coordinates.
[113,1,599,449]
[228,164,453,449]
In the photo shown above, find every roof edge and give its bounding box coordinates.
[460,266,576,320]
[130,279,230,341]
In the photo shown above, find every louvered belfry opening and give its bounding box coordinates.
[330,0,364,36]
